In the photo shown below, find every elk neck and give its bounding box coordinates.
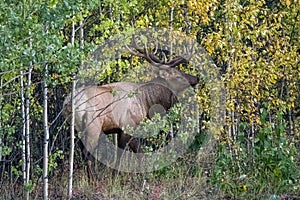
[137,80,178,112]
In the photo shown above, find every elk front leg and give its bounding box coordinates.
[117,133,144,171]
[117,133,142,153]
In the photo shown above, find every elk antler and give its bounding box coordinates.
[125,35,190,68]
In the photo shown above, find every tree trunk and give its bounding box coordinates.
[24,37,33,200]
[20,69,26,195]
[68,13,76,200]
[43,63,49,200]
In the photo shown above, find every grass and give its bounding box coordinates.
[35,149,223,200]
[1,133,299,199]
[63,151,223,200]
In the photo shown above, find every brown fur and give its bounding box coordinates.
[64,67,199,155]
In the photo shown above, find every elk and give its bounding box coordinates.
[63,37,199,177]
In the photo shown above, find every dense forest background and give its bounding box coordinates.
[0,0,299,199]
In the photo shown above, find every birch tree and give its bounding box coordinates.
[67,13,76,199]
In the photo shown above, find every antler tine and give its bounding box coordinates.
[165,56,189,67]
[125,35,145,58]
[126,35,164,67]
[165,40,195,68]
[125,34,195,68]
[153,40,159,54]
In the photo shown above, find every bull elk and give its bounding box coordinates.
[63,36,199,177]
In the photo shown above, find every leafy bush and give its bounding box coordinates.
[212,108,300,198]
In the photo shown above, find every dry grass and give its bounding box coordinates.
[62,150,224,200]
[20,149,221,200]
[0,137,225,200]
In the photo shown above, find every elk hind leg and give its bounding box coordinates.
[82,122,103,182]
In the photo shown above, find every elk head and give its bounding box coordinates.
[125,35,199,93]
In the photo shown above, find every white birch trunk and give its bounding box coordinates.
[43,63,49,200]
[68,13,76,200]
[25,38,33,200]
[68,79,76,200]
[20,69,26,192]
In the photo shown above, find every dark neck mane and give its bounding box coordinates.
[138,80,178,112]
